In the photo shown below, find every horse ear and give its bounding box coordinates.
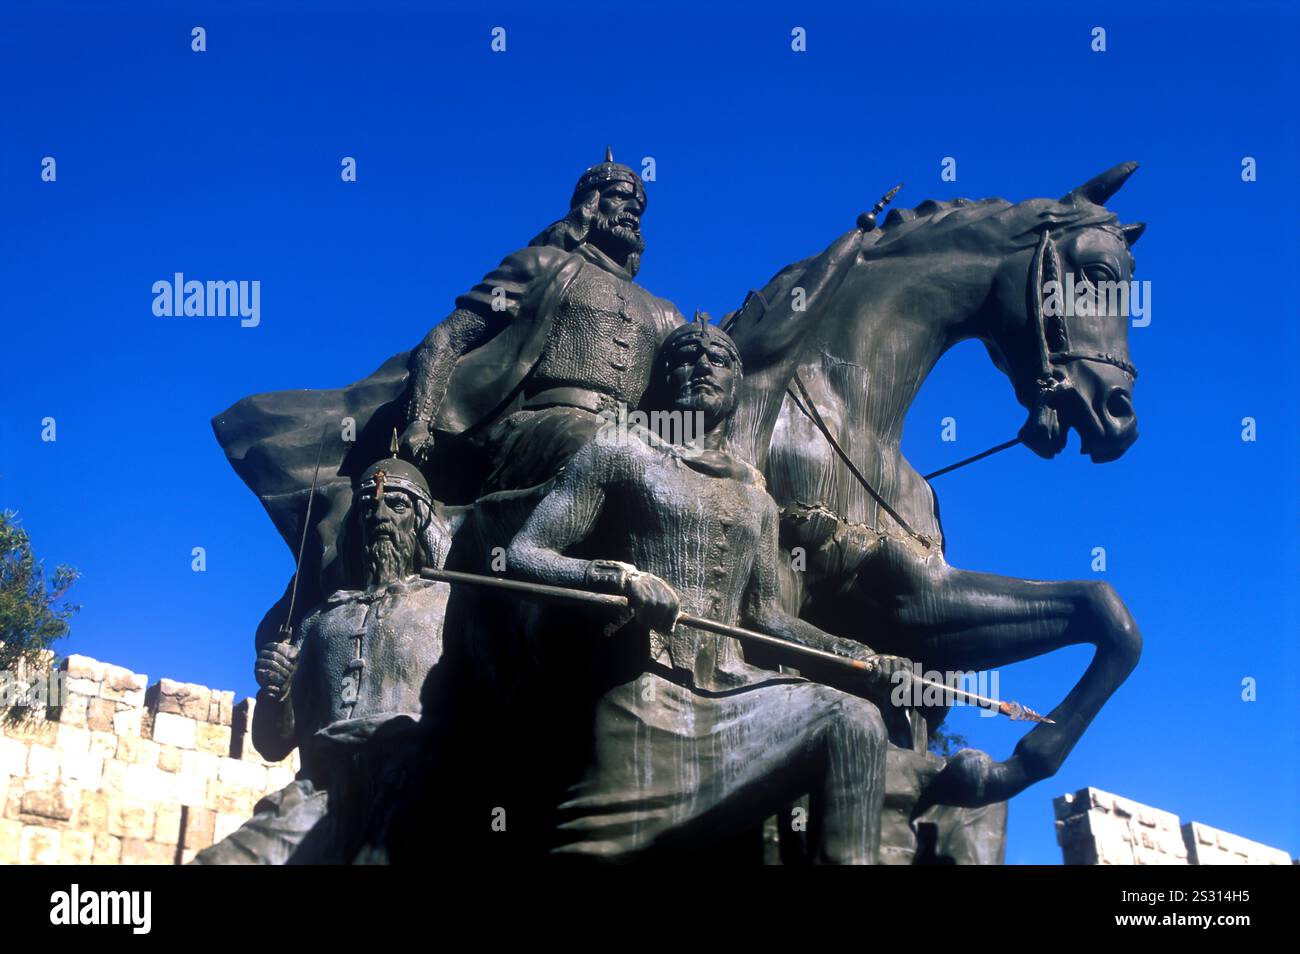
[1063,161,1139,205]
[1121,222,1146,246]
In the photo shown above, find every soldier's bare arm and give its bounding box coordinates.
[507,442,679,632]
[506,441,612,588]
[251,613,315,763]
[743,497,908,682]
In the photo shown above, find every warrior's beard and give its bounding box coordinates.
[591,214,645,270]
[362,531,416,588]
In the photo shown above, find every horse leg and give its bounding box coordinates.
[843,536,1142,806]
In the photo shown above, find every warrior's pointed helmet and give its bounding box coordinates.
[570,145,646,210]
[341,432,447,580]
[356,431,433,506]
[660,311,743,374]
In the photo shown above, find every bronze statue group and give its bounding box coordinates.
[201,150,1146,864]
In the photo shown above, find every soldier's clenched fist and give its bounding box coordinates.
[255,641,300,699]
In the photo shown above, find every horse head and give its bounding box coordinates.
[980,162,1146,462]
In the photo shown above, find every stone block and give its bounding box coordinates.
[208,690,235,726]
[76,790,112,832]
[182,806,216,851]
[27,745,59,781]
[19,825,61,864]
[196,721,233,757]
[53,693,89,728]
[66,677,101,698]
[218,756,267,791]
[20,783,77,822]
[120,838,174,865]
[0,819,21,864]
[88,730,118,760]
[105,687,146,708]
[59,830,94,864]
[85,697,117,732]
[1181,821,1292,865]
[206,779,254,816]
[154,804,184,845]
[175,772,208,808]
[58,749,105,790]
[3,782,21,820]
[148,678,213,721]
[123,764,175,803]
[109,799,156,839]
[54,723,91,756]
[100,758,129,794]
[213,812,245,844]
[116,734,160,767]
[101,663,148,695]
[0,737,28,776]
[113,706,143,737]
[62,655,106,682]
[93,833,122,864]
[151,712,197,750]
[158,745,183,773]
[181,750,220,781]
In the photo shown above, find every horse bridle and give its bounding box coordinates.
[1024,227,1137,411]
[785,227,1139,551]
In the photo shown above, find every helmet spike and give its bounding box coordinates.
[605,144,614,163]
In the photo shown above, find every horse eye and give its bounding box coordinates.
[1082,264,1117,285]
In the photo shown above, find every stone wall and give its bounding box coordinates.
[1055,786,1293,865]
[0,654,297,865]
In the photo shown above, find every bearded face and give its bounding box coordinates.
[587,180,646,264]
[359,490,421,588]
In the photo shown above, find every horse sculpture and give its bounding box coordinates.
[725,161,1146,810]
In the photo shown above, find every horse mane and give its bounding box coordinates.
[735,194,1126,324]
[872,194,1124,256]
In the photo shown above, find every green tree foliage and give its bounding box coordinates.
[0,510,80,672]
[928,724,969,758]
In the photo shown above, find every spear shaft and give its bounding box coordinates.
[419,567,1052,723]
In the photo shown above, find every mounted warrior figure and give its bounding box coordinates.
[398,146,687,494]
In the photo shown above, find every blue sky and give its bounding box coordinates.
[2,0,1296,863]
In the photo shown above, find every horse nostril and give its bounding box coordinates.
[1105,388,1134,423]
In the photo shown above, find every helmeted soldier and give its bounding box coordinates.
[503,320,907,863]
[398,147,686,492]
[193,453,450,864]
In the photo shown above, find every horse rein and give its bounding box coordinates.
[784,226,1136,550]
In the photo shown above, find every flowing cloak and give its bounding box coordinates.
[212,241,685,650]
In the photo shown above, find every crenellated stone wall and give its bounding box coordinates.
[1055,786,1293,865]
[0,654,297,865]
